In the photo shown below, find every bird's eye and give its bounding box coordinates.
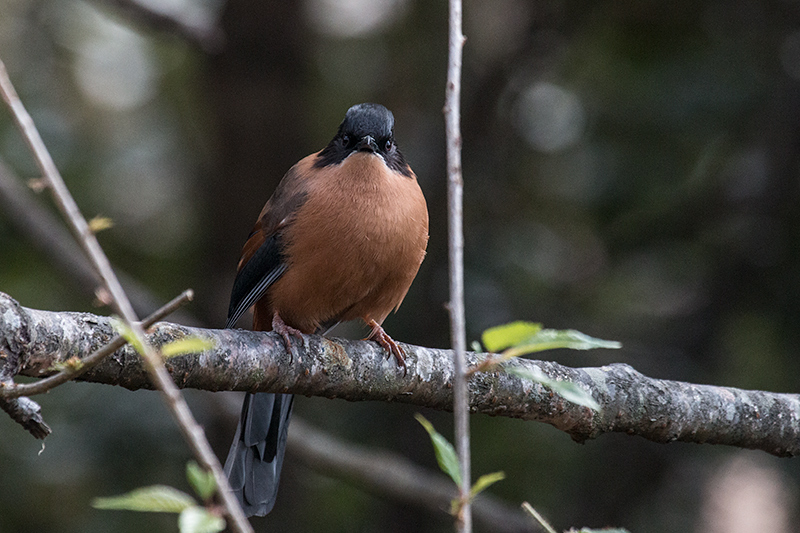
[384,139,393,152]
[341,134,350,146]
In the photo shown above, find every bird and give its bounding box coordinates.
[223,103,429,517]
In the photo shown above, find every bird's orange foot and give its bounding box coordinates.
[365,319,407,376]
[272,310,304,360]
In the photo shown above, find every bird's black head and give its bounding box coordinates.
[315,103,412,177]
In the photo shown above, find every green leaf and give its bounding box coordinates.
[414,414,462,487]
[111,318,145,355]
[481,321,542,352]
[49,356,84,372]
[469,471,505,499]
[88,215,114,233]
[507,367,601,411]
[186,461,216,501]
[92,485,196,513]
[162,337,217,358]
[503,328,621,359]
[179,506,226,533]
[504,365,550,386]
[548,380,602,411]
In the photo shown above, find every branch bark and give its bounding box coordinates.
[3,292,799,458]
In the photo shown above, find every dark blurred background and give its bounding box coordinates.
[2,0,800,531]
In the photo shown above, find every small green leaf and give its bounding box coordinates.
[450,498,460,516]
[469,471,505,499]
[162,337,217,358]
[507,367,601,411]
[507,365,549,383]
[111,318,145,355]
[50,356,84,372]
[482,321,542,352]
[186,461,216,501]
[549,380,602,411]
[88,215,114,233]
[179,506,226,533]
[92,485,196,513]
[504,328,622,359]
[414,414,462,487]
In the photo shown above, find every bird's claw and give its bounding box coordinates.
[272,311,304,362]
[365,319,408,376]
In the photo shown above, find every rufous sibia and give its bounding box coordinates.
[223,103,428,516]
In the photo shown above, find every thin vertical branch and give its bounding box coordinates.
[444,1,470,532]
[0,60,253,533]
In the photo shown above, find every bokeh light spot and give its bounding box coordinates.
[515,82,586,153]
[306,0,409,38]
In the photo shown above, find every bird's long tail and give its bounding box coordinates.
[224,392,294,517]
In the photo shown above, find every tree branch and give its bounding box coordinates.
[0,291,51,439]
[444,0,470,529]
[2,290,193,400]
[3,292,799,458]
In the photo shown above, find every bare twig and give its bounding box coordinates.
[5,295,800,458]
[521,503,557,533]
[1,290,193,399]
[0,395,50,439]
[444,0,470,530]
[0,60,252,533]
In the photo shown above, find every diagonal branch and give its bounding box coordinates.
[0,60,251,532]
[3,292,799,458]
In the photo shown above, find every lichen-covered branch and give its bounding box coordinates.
[0,293,51,438]
[2,292,799,457]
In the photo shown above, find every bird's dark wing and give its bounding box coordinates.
[223,158,312,517]
[224,160,311,329]
[225,232,286,329]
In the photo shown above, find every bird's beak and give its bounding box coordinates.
[356,135,379,153]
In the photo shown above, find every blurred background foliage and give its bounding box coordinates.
[2,0,800,531]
